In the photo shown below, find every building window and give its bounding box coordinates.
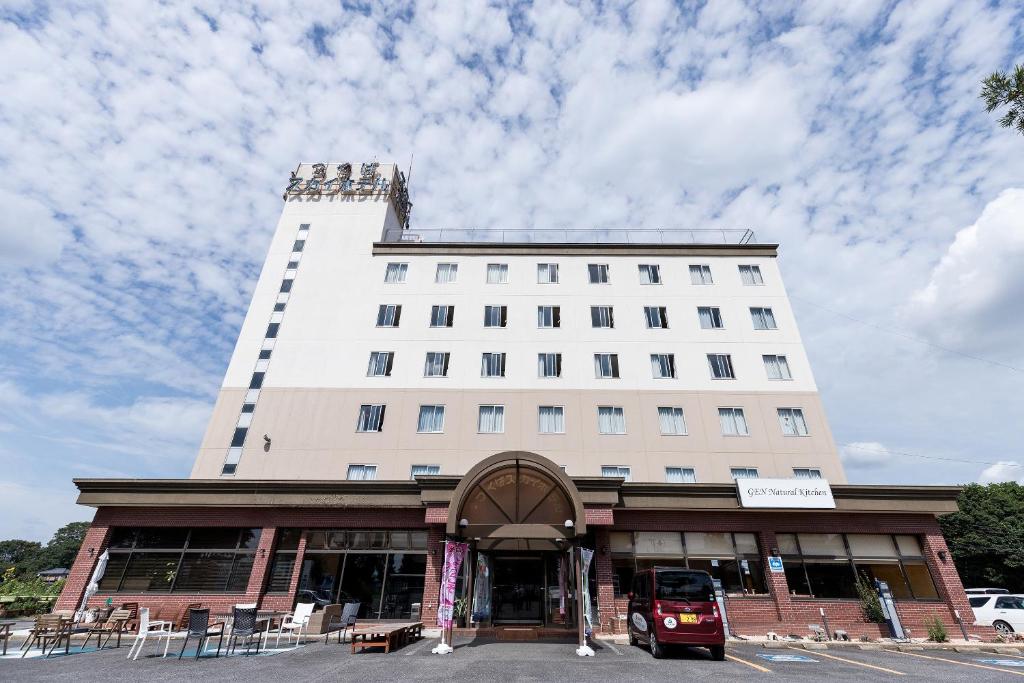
[435,263,458,283]
[778,408,809,436]
[638,264,661,284]
[273,303,286,313]
[384,263,408,283]
[750,307,777,330]
[730,467,759,479]
[376,304,402,327]
[347,464,377,480]
[486,263,508,284]
[719,407,749,436]
[793,468,822,479]
[478,405,505,433]
[537,353,562,378]
[430,305,455,327]
[588,264,609,283]
[763,354,792,380]
[356,404,386,432]
[480,352,506,378]
[666,467,696,483]
[538,406,565,433]
[537,305,561,328]
[279,279,293,293]
[292,239,305,252]
[590,306,614,328]
[697,306,724,329]
[417,405,445,433]
[644,306,668,329]
[230,427,248,448]
[707,353,735,379]
[249,372,264,389]
[689,264,713,285]
[602,465,631,480]
[411,465,440,478]
[483,305,507,328]
[593,353,620,378]
[537,263,559,283]
[597,406,626,434]
[739,264,764,285]
[658,407,687,435]
[423,352,450,377]
[650,353,676,379]
[258,349,272,360]
[366,352,394,377]
[265,323,280,339]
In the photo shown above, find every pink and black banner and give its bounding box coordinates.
[436,540,469,629]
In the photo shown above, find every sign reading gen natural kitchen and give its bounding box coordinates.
[737,478,837,509]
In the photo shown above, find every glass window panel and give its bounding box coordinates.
[847,534,898,558]
[108,528,137,549]
[299,554,341,605]
[686,558,743,594]
[227,553,254,592]
[187,528,243,550]
[326,531,348,550]
[486,263,508,283]
[739,558,767,594]
[305,531,328,549]
[98,553,129,591]
[895,535,924,557]
[174,552,234,592]
[776,533,800,555]
[854,562,911,599]
[381,553,427,619]
[635,531,684,556]
[734,533,760,556]
[684,532,735,557]
[782,560,811,596]
[609,532,633,553]
[635,558,686,572]
[339,553,388,619]
[797,533,848,556]
[538,406,565,433]
[612,557,634,597]
[804,561,857,598]
[409,531,428,550]
[266,553,296,592]
[120,552,180,592]
[903,561,939,599]
[665,467,696,483]
[276,529,301,551]
[134,528,188,549]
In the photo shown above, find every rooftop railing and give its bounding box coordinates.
[380,227,758,245]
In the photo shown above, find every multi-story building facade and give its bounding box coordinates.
[58,161,984,641]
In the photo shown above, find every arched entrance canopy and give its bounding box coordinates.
[446,451,586,550]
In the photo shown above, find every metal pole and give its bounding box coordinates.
[953,610,969,640]
[819,607,832,640]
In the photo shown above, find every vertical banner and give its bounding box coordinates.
[580,548,594,637]
[436,540,469,630]
[559,552,567,616]
[471,552,491,622]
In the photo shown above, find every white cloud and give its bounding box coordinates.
[978,461,1024,485]
[840,442,892,469]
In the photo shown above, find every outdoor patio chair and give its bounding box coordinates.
[276,602,315,647]
[80,608,133,650]
[326,602,360,644]
[120,602,140,630]
[177,608,224,660]
[20,614,67,657]
[175,603,202,632]
[225,606,263,656]
[126,607,173,660]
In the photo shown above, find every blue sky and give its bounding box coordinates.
[0,0,1022,541]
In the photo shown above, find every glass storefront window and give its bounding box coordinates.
[635,532,684,555]
[783,560,811,596]
[266,553,296,593]
[299,554,342,604]
[903,561,939,599]
[120,552,179,592]
[854,561,911,599]
[895,535,924,557]
[340,553,388,619]
[804,560,857,599]
[611,557,634,597]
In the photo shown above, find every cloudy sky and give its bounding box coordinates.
[1,0,1022,541]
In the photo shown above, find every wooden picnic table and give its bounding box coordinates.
[350,622,423,654]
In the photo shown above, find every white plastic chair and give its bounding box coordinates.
[126,608,172,660]
[277,603,315,647]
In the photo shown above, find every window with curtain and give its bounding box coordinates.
[597,406,626,434]
[689,264,713,285]
[666,467,696,483]
[537,263,559,283]
[417,405,445,433]
[644,306,668,328]
[410,465,440,478]
[739,264,764,285]
[537,305,560,328]
[366,351,394,377]
[730,467,759,479]
[480,352,506,377]
[778,408,809,436]
[376,304,401,327]
[697,306,724,329]
[486,263,508,284]
[594,353,620,378]
[478,405,505,433]
[435,263,458,283]
[719,407,749,436]
[423,352,450,377]
[356,404,386,432]
[483,305,507,328]
[793,468,822,479]
[658,407,687,435]
[384,263,408,283]
[347,464,378,480]
[429,305,454,327]
[602,465,631,480]
[684,532,767,595]
[590,306,614,328]
[650,353,676,378]
[707,353,735,379]
[763,354,792,380]
[750,307,777,330]
[537,353,562,378]
[638,264,661,284]
[538,406,565,433]
[588,264,609,283]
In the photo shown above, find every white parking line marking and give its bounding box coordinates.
[727,652,773,673]
[599,639,623,655]
[888,649,1024,676]
[788,647,905,675]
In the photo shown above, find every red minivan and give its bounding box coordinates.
[627,567,725,660]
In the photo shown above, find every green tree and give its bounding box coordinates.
[0,540,42,570]
[981,64,1024,135]
[18,522,91,576]
[939,483,1024,592]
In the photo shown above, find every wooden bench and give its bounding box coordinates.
[350,622,423,654]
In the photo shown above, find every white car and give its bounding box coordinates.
[965,587,1009,595]
[969,594,1024,636]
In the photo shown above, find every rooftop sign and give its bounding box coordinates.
[736,478,836,509]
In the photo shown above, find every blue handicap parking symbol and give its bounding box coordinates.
[756,653,818,662]
[977,659,1024,667]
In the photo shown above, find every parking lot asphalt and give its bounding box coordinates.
[3,636,1024,682]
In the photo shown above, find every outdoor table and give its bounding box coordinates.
[0,621,14,656]
[350,622,423,654]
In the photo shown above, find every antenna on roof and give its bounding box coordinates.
[406,152,414,191]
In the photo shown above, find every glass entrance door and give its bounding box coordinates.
[492,556,544,623]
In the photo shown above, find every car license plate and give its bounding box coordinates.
[678,613,698,623]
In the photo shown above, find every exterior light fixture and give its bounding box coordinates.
[87,547,95,557]
[938,550,948,563]
[459,518,469,528]
[564,519,574,529]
